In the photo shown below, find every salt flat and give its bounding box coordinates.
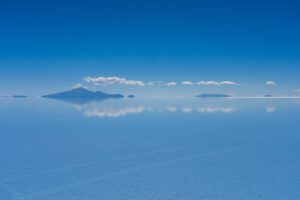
[0,98,299,200]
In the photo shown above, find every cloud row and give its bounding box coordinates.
[84,76,145,86]
[82,76,241,87]
[80,76,283,88]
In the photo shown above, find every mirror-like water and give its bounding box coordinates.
[0,98,299,200]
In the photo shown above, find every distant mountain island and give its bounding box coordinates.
[196,93,231,98]
[42,88,124,104]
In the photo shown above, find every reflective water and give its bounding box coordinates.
[0,98,300,200]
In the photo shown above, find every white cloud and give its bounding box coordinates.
[266,81,276,86]
[84,76,145,87]
[195,81,239,86]
[150,81,177,86]
[181,81,194,86]
[72,83,86,89]
[124,80,145,86]
[221,81,239,85]
[166,82,177,86]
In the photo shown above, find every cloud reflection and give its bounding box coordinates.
[80,105,236,118]
[266,106,275,113]
[84,106,145,118]
[62,100,238,118]
[196,107,234,113]
[166,106,177,112]
[182,107,193,113]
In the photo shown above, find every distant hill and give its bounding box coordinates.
[42,88,124,103]
[196,93,231,98]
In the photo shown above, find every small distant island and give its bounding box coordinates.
[196,93,231,98]
[1,95,27,98]
[264,94,274,97]
[128,95,135,98]
[13,95,27,98]
[42,88,124,104]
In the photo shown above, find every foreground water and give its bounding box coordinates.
[0,97,299,200]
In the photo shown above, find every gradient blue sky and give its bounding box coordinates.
[1,0,300,97]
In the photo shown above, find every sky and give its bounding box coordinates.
[0,0,300,97]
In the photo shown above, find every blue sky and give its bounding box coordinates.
[0,0,300,97]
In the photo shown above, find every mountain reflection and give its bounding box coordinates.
[44,96,114,105]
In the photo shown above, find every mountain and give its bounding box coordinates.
[42,88,124,104]
[196,93,231,98]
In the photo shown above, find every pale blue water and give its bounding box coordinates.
[0,98,300,200]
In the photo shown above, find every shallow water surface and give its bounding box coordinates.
[0,98,299,200]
